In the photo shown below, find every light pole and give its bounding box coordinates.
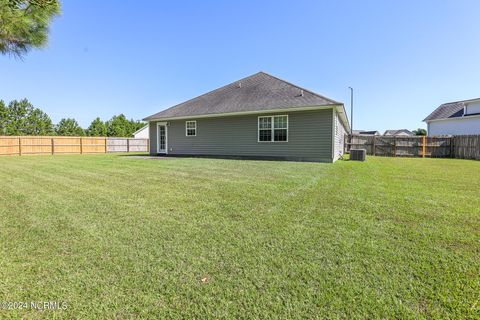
[348,87,353,136]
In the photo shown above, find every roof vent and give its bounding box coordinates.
[300,89,304,97]
[238,82,242,88]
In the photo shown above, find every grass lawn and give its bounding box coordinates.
[0,154,478,319]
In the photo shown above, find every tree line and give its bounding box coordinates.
[0,98,145,137]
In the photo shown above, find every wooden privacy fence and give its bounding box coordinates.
[347,134,480,160]
[452,135,480,160]
[347,135,452,158]
[0,136,149,156]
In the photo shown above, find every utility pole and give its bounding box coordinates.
[348,87,354,136]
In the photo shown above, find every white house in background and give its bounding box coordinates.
[424,98,480,136]
[133,125,149,139]
[352,130,381,135]
[383,129,413,136]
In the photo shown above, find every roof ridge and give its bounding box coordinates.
[441,97,480,105]
[143,71,345,122]
[258,71,342,105]
[148,72,265,117]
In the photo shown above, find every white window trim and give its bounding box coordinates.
[185,120,197,137]
[156,122,168,154]
[257,115,288,143]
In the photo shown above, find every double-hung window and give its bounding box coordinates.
[186,121,196,136]
[258,115,288,142]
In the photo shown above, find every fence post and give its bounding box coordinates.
[422,136,426,158]
[80,137,83,154]
[105,138,107,153]
[432,137,436,158]
[127,139,130,153]
[450,137,454,158]
[373,136,376,156]
[51,138,54,155]
[18,137,22,156]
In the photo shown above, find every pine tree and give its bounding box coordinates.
[0,100,7,135]
[0,0,61,57]
[4,99,54,135]
[106,114,130,137]
[86,117,107,136]
[55,118,84,136]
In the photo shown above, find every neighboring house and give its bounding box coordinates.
[383,129,413,136]
[424,98,480,136]
[352,130,380,135]
[133,125,149,139]
[143,72,350,162]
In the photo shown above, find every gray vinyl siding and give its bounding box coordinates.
[149,121,158,153]
[150,109,334,162]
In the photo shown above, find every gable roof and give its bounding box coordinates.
[352,130,380,135]
[383,129,413,136]
[424,98,480,121]
[144,72,348,129]
[132,124,148,136]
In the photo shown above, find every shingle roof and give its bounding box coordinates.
[383,129,413,136]
[353,130,380,135]
[144,72,341,121]
[423,101,465,121]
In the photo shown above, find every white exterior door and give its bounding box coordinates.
[157,123,167,154]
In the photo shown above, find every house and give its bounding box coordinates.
[133,125,149,139]
[383,129,413,136]
[143,72,350,162]
[424,98,480,136]
[352,130,381,135]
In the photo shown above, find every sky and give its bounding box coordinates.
[1,0,480,132]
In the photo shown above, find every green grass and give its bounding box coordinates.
[0,154,478,319]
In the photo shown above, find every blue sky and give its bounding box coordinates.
[1,0,480,132]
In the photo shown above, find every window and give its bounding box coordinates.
[258,117,272,142]
[258,115,288,142]
[186,121,196,136]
